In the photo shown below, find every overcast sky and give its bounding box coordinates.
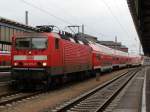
[0,0,142,54]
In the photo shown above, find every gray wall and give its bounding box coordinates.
[0,23,31,51]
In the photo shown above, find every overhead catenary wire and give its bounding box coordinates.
[84,24,116,40]
[19,0,74,25]
[113,0,138,39]
[38,0,106,36]
[113,0,141,53]
[101,0,131,39]
[19,0,125,40]
[19,0,114,38]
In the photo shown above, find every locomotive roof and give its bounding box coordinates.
[14,32,88,45]
[14,32,50,37]
[14,32,130,57]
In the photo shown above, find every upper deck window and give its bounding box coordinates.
[15,37,47,49]
[70,38,76,43]
[78,41,84,45]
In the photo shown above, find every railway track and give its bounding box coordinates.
[51,68,140,112]
[0,81,12,87]
[0,91,42,106]
[0,71,11,83]
[0,91,20,98]
[0,66,11,72]
[0,68,139,108]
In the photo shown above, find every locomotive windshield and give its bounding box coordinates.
[16,38,30,49]
[15,37,47,49]
[32,38,47,49]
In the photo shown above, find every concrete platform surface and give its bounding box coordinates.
[146,67,150,112]
[113,68,145,112]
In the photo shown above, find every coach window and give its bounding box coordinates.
[70,38,76,43]
[55,38,59,49]
[78,40,84,45]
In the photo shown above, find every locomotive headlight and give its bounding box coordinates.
[42,62,47,66]
[14,62,18,66]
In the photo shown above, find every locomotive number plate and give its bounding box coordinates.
[27,56,33,60]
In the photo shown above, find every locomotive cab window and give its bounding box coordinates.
[15,37,47,49]
[32,38,47,49]
[16,38,30,49]
[55,38,59,49]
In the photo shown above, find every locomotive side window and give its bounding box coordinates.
[55,38,59,49]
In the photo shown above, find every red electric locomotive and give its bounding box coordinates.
[11,27,92,88]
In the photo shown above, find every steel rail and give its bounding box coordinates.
[51,68,140,112]
[0,91,42,106]
[94,69,138,112]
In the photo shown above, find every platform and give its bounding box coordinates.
[112,67,146,112]
[145,67,150,112]
[112,67,150,112]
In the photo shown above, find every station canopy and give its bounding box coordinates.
[127,0,150,55]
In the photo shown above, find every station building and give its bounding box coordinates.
[0,17,36,51]
[97,41,129,53]
[79,33,129,53]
